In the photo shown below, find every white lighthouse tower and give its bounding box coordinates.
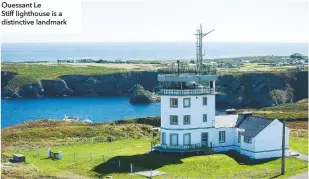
[155,25,217,152]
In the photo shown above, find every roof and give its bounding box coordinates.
[225,108,236,112]
[215,115,241,128]
[236,116,274,138]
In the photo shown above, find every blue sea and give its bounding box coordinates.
[1,42,308,62]
[1,96,160,128]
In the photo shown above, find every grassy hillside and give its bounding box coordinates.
[218,63,307,75]
[1,119,154,151]
[2,63,127,90]
[240,99,308,120]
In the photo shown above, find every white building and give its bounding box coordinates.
[213,114,290,159]
[154,71,290,159]
[155,70,290,159]
[153,24,289,159]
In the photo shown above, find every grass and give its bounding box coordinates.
[290,137,308,155]
[2,63,127,90]
[217,63,308,75]
[1,119,154,151]
[2,139,308,179]
[1,119,308,178]
[240,99,308,120]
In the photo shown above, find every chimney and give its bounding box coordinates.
[240,111,253,119]
[236,111,253,127]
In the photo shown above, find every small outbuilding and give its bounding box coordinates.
[13,154,26,163]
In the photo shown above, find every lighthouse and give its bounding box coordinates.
[155,25,217,152]
[153,25,290,160]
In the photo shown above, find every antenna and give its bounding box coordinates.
[194,24,215,70]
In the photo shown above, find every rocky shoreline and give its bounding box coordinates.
[2,71,308,108]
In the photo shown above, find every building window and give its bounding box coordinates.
[238,131,241,143]
[170,115,178,125]
[203,114,207,122]
[170,98,178,108]
[170,134,178,146]
[183,98,191,108]
[183,115,191,125]
[203,97,207,105]
[244,136,252,144]
[183,133,191,145]
[162,132,166,145]
[219,131,225,143]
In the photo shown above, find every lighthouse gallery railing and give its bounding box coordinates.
[158,88,215,95]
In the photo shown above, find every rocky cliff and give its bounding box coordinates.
[216,72,308,108]
[1,71,308,108]
[1,71,158,98]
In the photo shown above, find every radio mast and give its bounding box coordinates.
[194,24,215,70]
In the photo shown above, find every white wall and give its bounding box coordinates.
[211,128,236,152]
[240,137,255,156]
[161,95,215,130]
[254,119,290,159]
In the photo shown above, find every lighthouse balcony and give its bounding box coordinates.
[158,87,215,96]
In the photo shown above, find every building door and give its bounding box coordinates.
[183,133,191,146]
[170,134,178,146]
[210,81,214,88]
[201,132,208,147]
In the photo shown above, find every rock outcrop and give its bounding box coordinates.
[129,84,160,104]
[18,83,44,97]
[41,80,73,96]
[1,71,17,88]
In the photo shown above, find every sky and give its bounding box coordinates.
[1,0,308,43]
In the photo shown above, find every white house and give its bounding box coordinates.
[213,114,290,159]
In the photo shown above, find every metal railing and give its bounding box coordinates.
[158,67,217,76]
[153,143,211,152]
[158,88,215,95]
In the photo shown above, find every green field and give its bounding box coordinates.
[290,137,308,155]
[2,139,308,179]
[2,119,308,179]
[217,63,308,75]
[2,63,127,90]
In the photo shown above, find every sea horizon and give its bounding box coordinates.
[1,42,308,62]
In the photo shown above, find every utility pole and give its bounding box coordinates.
[281,119,286,175]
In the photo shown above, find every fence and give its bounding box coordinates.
[14,146,308,179]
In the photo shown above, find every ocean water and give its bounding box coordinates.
[1,96,160,128]
[1,42,308,62]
